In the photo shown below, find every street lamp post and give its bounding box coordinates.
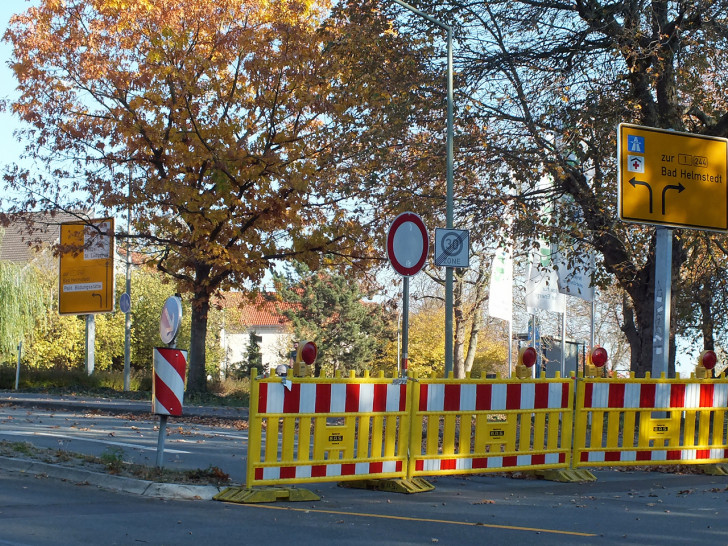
[390,0,455,377]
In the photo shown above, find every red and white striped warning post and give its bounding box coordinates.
[153,347,187,416]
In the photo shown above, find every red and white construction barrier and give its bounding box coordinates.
[581,382,728,409]
[418,382,571,412]
[153,347,187,416]
[257,382,407,414]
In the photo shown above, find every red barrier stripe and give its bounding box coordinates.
[583,383,593,408]
[315,384,331,413]
[280,466,296,479]
[506,384,521,410]
[473,458,488,469]
[283,383,301,414]
[605,451,621,462]
[561,384,570,409]
[312,465,327,477]
[255,468,263,480]
[503,456,518,467]
[667,450,681,460]
[440,459,457,470]
[696,449,710,459]
[416,460,424,471]
[345,384,360,413]
[580,452,589,462]
[369,462,383,474]
[399,384,407,412]
[608,383,625,408]
[639,383,655,408]
[670,383,685,408]
[531,454,545,465]
[373,384,387,413]
[258,383,268,413]
[396,461,403,472]
[419,384,429,412]
[341,463,356,475]
[154,377,182,416]
[444,384,461,411]
[534,383,549,409]
[476,384,492,410]
[637,451,652,461]
[559,453,566,463]
[700,384,714,408]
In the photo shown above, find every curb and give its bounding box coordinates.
[0,456,223,500]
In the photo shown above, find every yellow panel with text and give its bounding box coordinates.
[58,219,115,314]
[619,124,728,231]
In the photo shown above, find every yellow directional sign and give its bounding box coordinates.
[59,218,115,315]
[618,123,728,231]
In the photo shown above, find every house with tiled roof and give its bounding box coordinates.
[0,211,84,264]
[218,292,297,375]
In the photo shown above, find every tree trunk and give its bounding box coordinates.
[186,289,211,394]
[453,272,466,378]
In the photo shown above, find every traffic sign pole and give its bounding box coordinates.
[651,227,672,377]
[401,276,409,377]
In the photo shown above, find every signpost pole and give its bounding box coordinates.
[85,315,95,375]
[401,276,409,378]
[124,168,132,391]
[651,227,672,377]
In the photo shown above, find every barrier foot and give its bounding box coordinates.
[214,486,320,504]
[703,464,728,476]
[531,469,597,483]
[338,478,435,494]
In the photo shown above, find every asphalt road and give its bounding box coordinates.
[3,393,728,544]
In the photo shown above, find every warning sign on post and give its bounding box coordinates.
[58,218,115,314]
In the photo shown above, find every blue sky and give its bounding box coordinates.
[0,1,30,169]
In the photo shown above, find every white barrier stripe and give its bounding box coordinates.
[386,384,400,413]
[589,451,605,462]
[592,383,609,408]
[263,467,279,480]
[682,449,696,461]
[545,453,559,465]
[624,383,641,409]
[516,455,531,467]
[655,383,670,409]
[548,383,563,409]
[711,448,723,459]
[714,384,728,408]
[266,383,285,414]
[520,383,535,410]
[488,456,503,468]
[359,383,374,413]
[429,384,444,412]
[153,399,170,415]
[154,352,185,400]
[684,383,700,409]
[382,460,397,473]
[461,384,476,412]
[458,458,473,471]
[356,462,369,475]
[330,384,346,413]
[491,384,507,411]
[423,459,439,472]
[653,449,667,460]
[621,450,636,462]
[327,463,342,477]
[296,465,312,479]
[299,383,316,414]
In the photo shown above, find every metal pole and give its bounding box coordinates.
[401,276,410,377]
[85,315,95,375]
[14,341,21,390]
[156,414,168,468]
[507,319,513,378]
[561,311,566,377]
[390,0,455,377]
[652,227,672,377]
[124,167,132,391]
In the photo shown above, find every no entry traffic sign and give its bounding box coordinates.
[387,212,429,276]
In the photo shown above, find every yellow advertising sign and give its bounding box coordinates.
[618,124,728,231]
[58,218,115,314]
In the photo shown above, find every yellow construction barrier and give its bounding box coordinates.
[407,374,575,477]
[246,370,411,487]
[574,374,728,467]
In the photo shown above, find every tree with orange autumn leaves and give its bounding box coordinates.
[2,0,440,391]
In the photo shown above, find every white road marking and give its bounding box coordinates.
[0,430,190,454]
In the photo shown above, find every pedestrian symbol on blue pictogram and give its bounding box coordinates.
[627,135,644,154]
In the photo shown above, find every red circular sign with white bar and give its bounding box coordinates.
[387,212,429,277]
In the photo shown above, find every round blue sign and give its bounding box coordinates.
[119,292,131,313]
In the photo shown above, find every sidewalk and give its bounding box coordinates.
[0,391,248,420]
[0,390,248,500]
